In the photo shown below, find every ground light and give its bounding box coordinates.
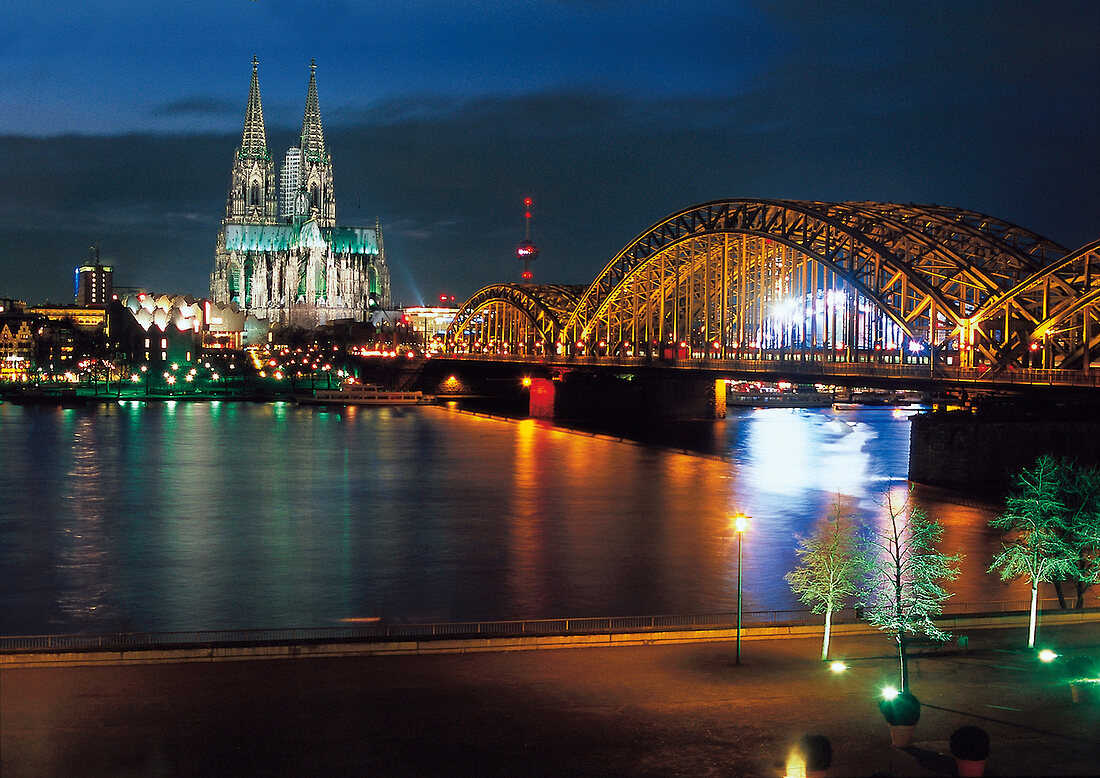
[829,661,848,673]
[882,686,899,700]
[1039,649,1059,663]
[784,752,807,778]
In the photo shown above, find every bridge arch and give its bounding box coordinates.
[560,199,1070,369]
[971,238,1100,372]
[448,283,587,354]
[447,199,1095,381]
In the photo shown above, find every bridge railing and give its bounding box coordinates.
[442,353,1100,389]
[2,597,1094,654]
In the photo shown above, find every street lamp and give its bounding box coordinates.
[733,513,750,665]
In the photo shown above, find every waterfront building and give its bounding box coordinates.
[75,247,113,306]
[403,306,460,351]
[210,59,391,328]
[25,304,106,372]
[110,293,270,369]
[0,317,34,380]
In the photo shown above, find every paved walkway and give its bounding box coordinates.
[2,623,1098,776]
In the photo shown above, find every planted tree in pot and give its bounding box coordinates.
[1065,655,1097,704]
[950,725,990,777]
[878,689,920,747]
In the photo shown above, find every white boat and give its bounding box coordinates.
[296,383,432,406]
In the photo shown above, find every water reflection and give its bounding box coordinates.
[0,401,1024,635]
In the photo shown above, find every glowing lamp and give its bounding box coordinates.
[1039,649,1059,663]
[733,514,750,533]
[882,686,899,701]
[516,240,540,261]
[829,661,848,673]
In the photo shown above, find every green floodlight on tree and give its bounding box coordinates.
[989,456,1081,648]
[786,496,861,661]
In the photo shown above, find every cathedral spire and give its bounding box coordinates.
[300,59,327,163]
[239,56,269,160]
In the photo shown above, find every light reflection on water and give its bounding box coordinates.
[0,401,1024,635]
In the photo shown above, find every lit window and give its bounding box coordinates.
[161,339,167,348]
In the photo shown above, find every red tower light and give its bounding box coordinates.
[517,197,538,283]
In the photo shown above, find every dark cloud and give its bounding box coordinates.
[151,98,237,118]
[1,63,1097,308]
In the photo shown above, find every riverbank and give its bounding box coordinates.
[5,608,1099,669]
[3,622,1098,776]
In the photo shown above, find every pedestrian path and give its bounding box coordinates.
[2,622,1097,776]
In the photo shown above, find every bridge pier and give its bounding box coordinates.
[529,373,726,421]
[909,405,1100,494]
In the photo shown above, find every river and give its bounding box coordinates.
[0,400,1024,636]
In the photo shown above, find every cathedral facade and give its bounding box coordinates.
[210,59,390,328]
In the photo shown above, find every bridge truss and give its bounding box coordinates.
[447,200,1097,382]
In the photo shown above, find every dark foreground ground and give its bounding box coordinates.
[2,624,1098,777]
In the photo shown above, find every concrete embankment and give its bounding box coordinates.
[5,609,1098,669]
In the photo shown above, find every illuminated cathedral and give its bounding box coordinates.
[210,59,390,327]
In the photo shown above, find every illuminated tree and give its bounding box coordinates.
[989,455,1080,646]
[785,497,861,660]
[859,489,961,692]
[1052,460,1100,609]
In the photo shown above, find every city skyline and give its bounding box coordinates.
[1,1,1097,308]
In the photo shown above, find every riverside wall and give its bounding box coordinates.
[909,408,1100,494]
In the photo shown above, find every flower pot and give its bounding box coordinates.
[955,757,987,777]
[1069,682,1093,704]
[889,724,916,747]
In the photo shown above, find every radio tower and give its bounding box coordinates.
[516,197,539,283]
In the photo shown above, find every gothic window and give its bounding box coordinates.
[310,183,319,210]
[250,181,261,207]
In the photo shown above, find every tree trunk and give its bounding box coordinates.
[822,608,832,661]
[898,631,910,692]
[1075,580,1086,609]
[1053,579,1068,609]
[1028,583,1039,648]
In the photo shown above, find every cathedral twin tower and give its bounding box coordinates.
[210,59,390,327]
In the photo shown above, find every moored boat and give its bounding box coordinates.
[296,383,432,406]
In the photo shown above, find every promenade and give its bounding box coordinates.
[2,622,1098,777]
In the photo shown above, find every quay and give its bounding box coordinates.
[3,617,1099,776]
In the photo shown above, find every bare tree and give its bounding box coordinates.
[786,496,861,660]
[859,488,961,692]
[989,455,1080,647]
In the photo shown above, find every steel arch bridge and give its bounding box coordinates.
[447,200,1098,384]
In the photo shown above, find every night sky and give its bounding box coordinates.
[1,1,1097,307]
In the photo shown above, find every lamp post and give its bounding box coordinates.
[733,513,751,665]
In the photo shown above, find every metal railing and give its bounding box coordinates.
[2,596,1096,654]
[442,353,1100,389]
